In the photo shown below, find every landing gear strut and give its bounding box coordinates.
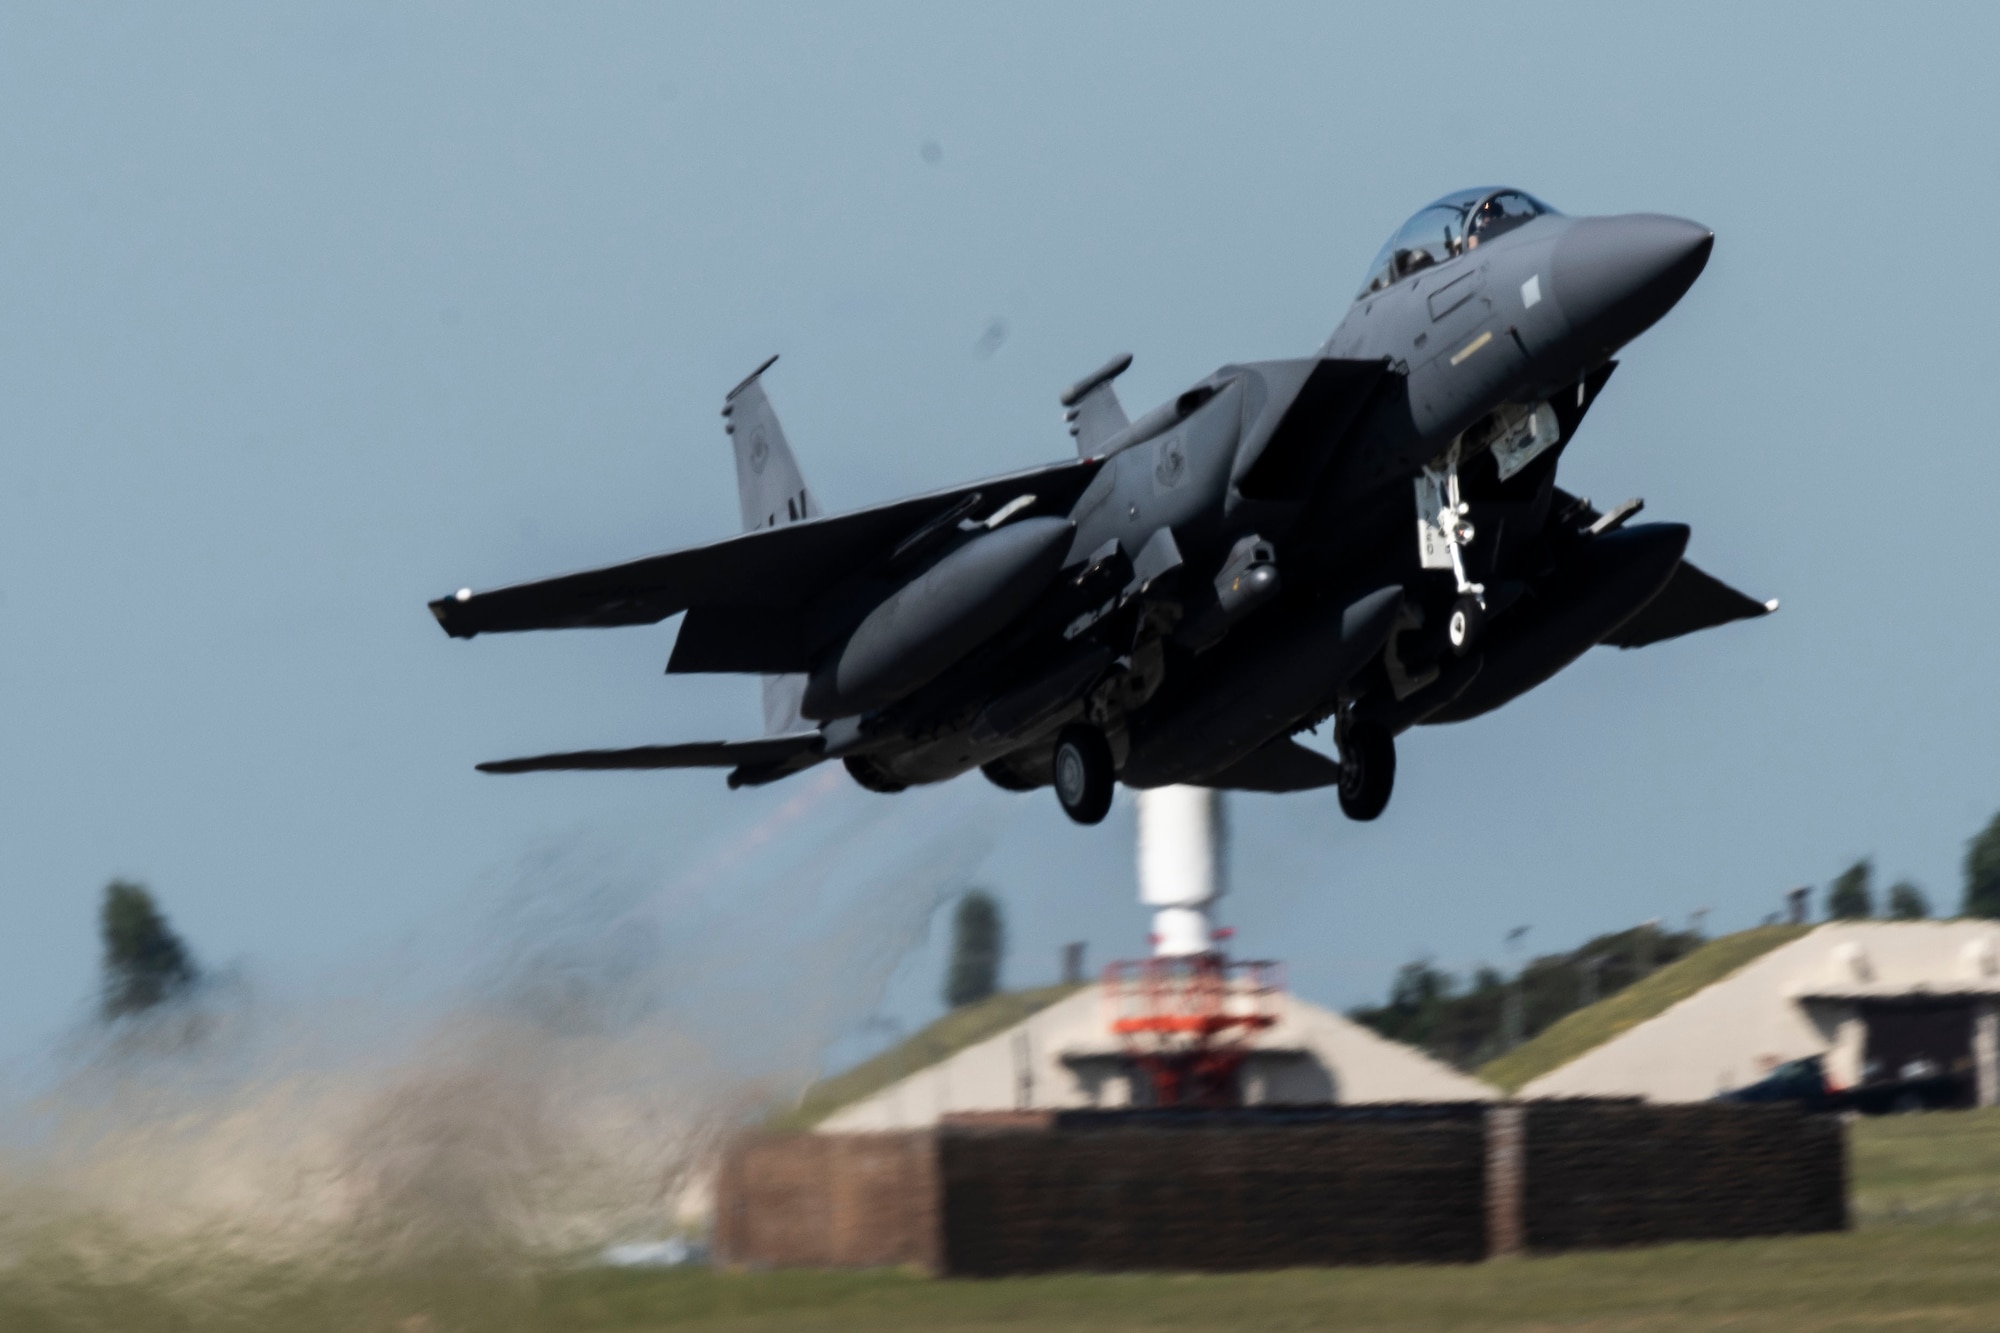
[1052,724,1115,825]
[1420,447,1486,656]
[1337,717,1395,822]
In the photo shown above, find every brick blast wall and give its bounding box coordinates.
[1522,1102,1848,1251]
[714,1131,938,1270]
[940,1120,1488,1275]
[716,1103,1846,1274]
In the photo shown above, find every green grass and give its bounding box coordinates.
[1479,924,1813,1093]
[527,1227,2000,1332]
[15,1222,2000,1333]
[765,984,1082,1131]
[1853,1105,2000,1226]
[11,1108,2000,1331]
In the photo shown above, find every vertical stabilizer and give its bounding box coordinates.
[723,356,819,531]
[1061,352,1134,456]
[720,356,819,734]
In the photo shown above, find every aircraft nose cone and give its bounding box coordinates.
[1551,214,1713,353]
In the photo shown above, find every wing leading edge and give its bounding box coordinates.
[476,730,823,779]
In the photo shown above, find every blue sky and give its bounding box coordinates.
[2,3,1997,1065]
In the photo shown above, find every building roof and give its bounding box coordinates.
[1480,925,1811,1094]
[770,984,1083,1131]
[1516,921,2000,1102]
[804,982,1494,1133]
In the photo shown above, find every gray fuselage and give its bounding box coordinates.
[847,200,1714,794]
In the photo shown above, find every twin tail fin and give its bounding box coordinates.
[721,356,817,733]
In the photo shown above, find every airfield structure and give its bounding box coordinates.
[719,794,1855,1274]
[1517,921,2000,1104]
[1105,785,1279,1106]
[805,783,1486,1131]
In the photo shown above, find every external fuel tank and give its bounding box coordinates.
[801,516,1074,720]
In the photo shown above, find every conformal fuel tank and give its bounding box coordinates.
[1121,583,1404,787]
[801,516,1074,720]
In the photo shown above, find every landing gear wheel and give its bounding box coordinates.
[1338,720,1396,822]
[1051,725,1115,826]
[1447,595,1485,657]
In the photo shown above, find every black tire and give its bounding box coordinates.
[1051,725,1115,825]
[1447,595,1485,657]
[1338,720,1396,821]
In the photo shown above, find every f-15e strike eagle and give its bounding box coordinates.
[431,188,1773,826]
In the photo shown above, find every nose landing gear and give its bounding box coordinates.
[1052,724,1115,825]
[1418,448,1487,655]
[1447,595,1486,655]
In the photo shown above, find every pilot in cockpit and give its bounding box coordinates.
[1357,191,1556,301]
[1465,198,1504,249]
[1465,191,1543,250]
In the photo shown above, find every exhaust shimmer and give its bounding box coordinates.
[0,775,1011,1331]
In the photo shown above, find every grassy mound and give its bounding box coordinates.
[1479,925,1812,1094]
[766,983,1084,1131]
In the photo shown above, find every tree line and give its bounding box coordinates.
[1820,810,2000,920]
[96,879,199,1020]
[1353,809,2000,1071]
[85,812,2000,1046]
[91,877,1015,1028]
[1349,922,1705,1071]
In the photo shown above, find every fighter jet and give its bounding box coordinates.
[431,187,1772,826]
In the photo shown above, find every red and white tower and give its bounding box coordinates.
[1102,786,1281,1107]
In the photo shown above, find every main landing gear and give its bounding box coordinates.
[1052,724,1115,825]
[1337,716,1395,822]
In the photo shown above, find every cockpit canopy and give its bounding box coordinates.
[1357,188,1558,300]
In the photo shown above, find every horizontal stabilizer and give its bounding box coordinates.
[477,731,822,774]
[1602,559,1776,649]
[430,457,1104,639]
[1198,736,1343,793]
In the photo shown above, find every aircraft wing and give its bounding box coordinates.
[429,457,1104,640]
[476,731,822,774]
[1603,559,1777,649]
[1553,489,1777,649]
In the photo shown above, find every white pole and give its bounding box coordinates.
[1136,785,1223,957]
